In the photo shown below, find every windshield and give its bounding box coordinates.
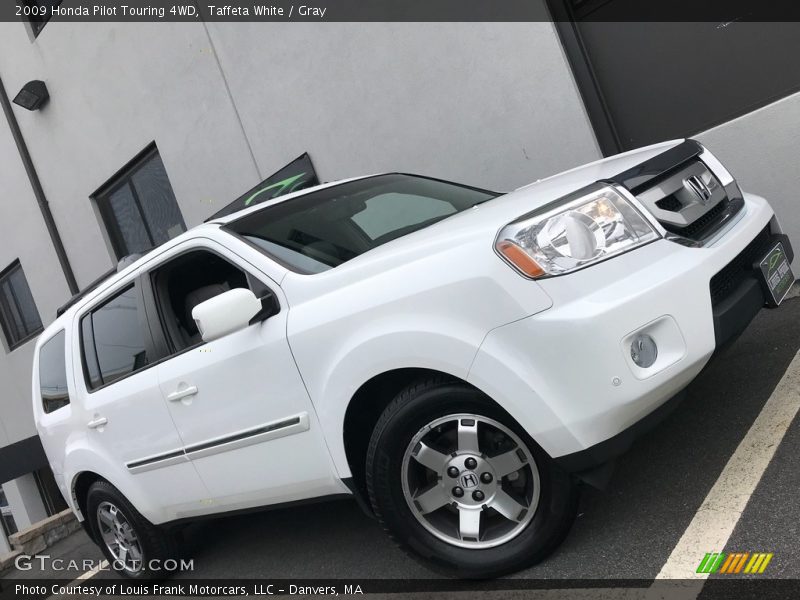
[225,174,497,273]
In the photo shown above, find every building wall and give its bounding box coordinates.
[696,92,800,266]
[0,18,597,449]
[0,22,261,289]
[203,22,600,192]
[0,113,72,448]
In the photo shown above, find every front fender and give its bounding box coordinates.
[300,326,481,477]
[467,320,580,459]
[284,242,554,478]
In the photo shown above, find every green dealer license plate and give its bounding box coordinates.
[758,242,794,306]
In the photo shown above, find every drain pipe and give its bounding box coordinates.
[0,76,78,295]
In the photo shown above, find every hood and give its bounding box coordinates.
[281,140,685,290]
[390,139,687,243]
[493,139,684,220]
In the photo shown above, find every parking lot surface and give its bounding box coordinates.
[4,296,800,592]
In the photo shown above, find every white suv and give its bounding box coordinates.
[33,140,793,578]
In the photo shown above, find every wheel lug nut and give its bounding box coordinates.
[480,472,493,483]
[464,457,478,470]
[452,486,464,498]
[472,490,485,501]
[447,466,460,478]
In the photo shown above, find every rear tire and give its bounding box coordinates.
[86,481,177,580]
[366,376,578,578]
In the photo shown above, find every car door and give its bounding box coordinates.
[76,277,208,521]
[146,238,339,508]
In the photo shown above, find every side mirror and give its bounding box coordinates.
[192,288,279,343]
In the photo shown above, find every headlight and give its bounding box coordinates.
[495,184,659,278]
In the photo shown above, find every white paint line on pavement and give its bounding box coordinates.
[656,348,800,580]
[383,327,800,600]
[74,559,108,580]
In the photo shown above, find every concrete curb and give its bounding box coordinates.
[0,509,81,574]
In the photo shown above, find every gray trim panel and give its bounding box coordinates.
[125,412,309,473]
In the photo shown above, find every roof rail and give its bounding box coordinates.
[55,266,117,317]
[116,253,142,271]
[55,253,146,317]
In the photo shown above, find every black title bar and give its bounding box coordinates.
[3,578,800,599]
[3,0,800,23]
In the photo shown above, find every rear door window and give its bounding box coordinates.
[39,330,69,414]
[80,285,150,390]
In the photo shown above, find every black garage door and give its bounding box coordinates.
[550,1,800,154]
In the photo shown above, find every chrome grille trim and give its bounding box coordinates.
[635,161,726,229]
[607,140,744,247]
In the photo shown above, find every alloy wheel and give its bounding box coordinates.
[401,413,540,549]
[96,501,144,574]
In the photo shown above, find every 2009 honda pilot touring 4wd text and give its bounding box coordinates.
[34,140,794,578]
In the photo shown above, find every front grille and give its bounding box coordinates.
[656,196,682,212]
[709,226,772,305]
[612,146,744,245]
[663,198,731,240]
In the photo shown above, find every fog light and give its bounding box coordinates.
[631,334,658,368]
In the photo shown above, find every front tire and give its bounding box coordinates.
[86,481,176,579]
[366,377,578,578]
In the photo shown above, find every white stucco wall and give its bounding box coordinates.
[0,17,598,447]
[696,92,800,267]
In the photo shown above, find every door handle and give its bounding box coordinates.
[167,385,199,402]
[87,417,108,429]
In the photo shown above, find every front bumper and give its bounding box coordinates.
[710,225,793,348]
[468,193,789,470]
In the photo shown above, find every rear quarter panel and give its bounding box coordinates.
[33,325,82,516]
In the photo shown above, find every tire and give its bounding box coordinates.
[85,480,177,580]
[366,376,578,578]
